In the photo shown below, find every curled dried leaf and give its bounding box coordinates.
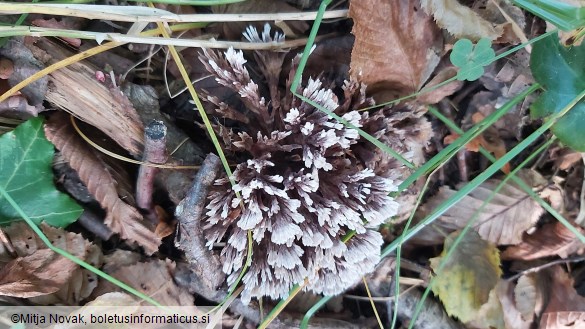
[44,112,161,255]
[0,222,102,304]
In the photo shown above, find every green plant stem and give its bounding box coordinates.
[290,0,332,93]
[408,136,557,329]
[259,283,305,329]
[396,83,540,192]
[383,86,585,259]
[391,167,439,329]
[300,294,331,329]
[428,106,585,243]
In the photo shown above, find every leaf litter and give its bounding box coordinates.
[0,0,585,327]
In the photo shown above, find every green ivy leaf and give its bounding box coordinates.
[531,33,585,151]
[450,38,495,81]
[0,117,82,226]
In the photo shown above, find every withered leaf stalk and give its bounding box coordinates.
[197,25,430,303]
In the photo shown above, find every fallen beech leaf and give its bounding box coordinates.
[0,249,76,298]
[502,221,585,260]
[514,273,545,323]
[430,230,502,323]
[420,0,503,40]
[540,266,585,328]
[87,292,140,306]
[0,222,102,304]
[97,259,193,306]
[419,169,543,245]
[495,278,533,329]
[349,0,442,99]
[554,149,583,170]
[26,37,144,155]
[44,112,161,255]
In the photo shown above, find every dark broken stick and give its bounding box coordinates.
[136,120,168,222]
[77,210,113,241]
[174,153,225,292]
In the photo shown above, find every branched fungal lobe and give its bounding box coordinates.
[198,24,430,303]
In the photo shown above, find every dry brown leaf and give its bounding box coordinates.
[0,222,102,304]
[444,112,511,173]
[96,259,194,306]
[420,0,503,40]
[44,112,161,255]
[349,0,442,100]
[0,249,77,298]
[502,221,585,260]
[493,279,533,329]
[540,266,585,328]
[514,273,546,324]
[87,292,140,306]
[416,66,463,104]
[554,149,583,170]
[418,170,543,245]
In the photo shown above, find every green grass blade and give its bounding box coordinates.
[300,295,332,329]
[296,94,415,168]
[0,184,166,308]
[512,0,585,31]
[396,84,540,193]
[290,0,333,93]
[383,87,585,259]
[429,106,585,244]
[408,136,556,329]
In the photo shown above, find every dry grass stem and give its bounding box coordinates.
[0,4,347,23]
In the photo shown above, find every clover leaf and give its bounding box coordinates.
[450,38,496,81]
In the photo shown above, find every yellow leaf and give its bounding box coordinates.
[430,230,502,322]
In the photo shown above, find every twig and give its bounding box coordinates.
[174,153,224,291]
[507,255,585,281]
[77,210,113,241]
[136,120,168,219]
